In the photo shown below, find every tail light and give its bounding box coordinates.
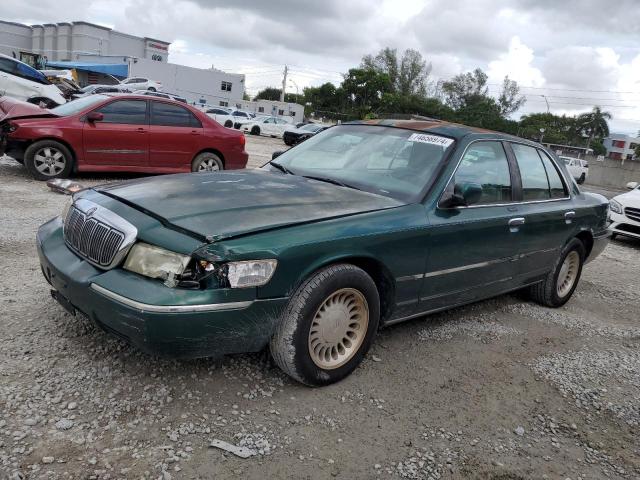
[238,133,246,149]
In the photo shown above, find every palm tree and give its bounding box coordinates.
[577,106,612,150]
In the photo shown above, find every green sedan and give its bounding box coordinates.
[37,119,610,386]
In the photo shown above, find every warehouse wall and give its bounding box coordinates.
[585,156,640,189]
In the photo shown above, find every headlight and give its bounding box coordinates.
[123,243,191,285]
[226,260,277,288]
[609,200,623,214]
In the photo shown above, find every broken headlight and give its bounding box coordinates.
[123,243,191,286]
[226,260,277,288]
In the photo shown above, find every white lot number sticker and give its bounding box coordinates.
[408,133,454,148]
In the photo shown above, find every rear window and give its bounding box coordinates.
[150,101,201,128]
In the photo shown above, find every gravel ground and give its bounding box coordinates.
[1,137,639,479]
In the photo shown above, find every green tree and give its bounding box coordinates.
[253,87,303,104]
[497,76,526,116]
[361,48,431,96]
[341,67,392,117]
[441,68,489,110]
[590,139,606,156]
[577,106,612,147]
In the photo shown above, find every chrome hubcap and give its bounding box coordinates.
[198,158,220,172]
[308,288,369,370]
[34,147,65,176]
[557,250,579,297]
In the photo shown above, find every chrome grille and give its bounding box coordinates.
[64,205,126,268]
[625,206,640,223]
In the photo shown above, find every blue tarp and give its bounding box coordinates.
[45,61,128,78]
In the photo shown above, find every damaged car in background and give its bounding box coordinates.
[0,93,248,179]
[36,120,609,386]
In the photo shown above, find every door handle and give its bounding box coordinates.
[564,211,575,224]
[190,130,200,135]
[135,128,147,133]
[508,217,525,232]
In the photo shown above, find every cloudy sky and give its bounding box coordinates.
[5,0,640,133]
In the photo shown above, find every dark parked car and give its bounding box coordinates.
[0,94,248,180]
[36,119,609,386]
[283,122,329,146]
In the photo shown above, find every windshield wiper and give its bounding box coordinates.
[302,175,361,191]
[270,161,294,175]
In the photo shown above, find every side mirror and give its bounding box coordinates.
[86,111,104,122]
[626,181,638,190]
[440,182,483,208]
[272,151,284,160]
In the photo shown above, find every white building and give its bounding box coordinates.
[603,134,639,161]
[0,19,245,105]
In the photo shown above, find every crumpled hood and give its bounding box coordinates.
[0,96,56,122]
[98,169,404,241]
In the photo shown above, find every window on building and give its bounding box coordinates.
[258,107,264,113]
[219,101,229,107]
[612,140,626,148]
[452,141,512,205]
[278,109,285,116]
[291,111,296,116]
[95,100,147,125]
[150,101,201,128]
[221,81,232,92]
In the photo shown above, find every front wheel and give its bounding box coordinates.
[224,120,233,128]
[192,152,223,172]
[577,173,586,184]
[24,140,74,180]
[270,264,380,386]
[528,238,586,307]
[251,126,260,135]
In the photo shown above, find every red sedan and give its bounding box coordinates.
[0,94,248,180]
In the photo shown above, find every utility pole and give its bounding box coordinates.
[280,65,288,102]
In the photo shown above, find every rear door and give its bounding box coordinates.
[82,99,149,167]
[148,100,202,169]
[507,143,574,280]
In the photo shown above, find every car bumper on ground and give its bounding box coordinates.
[608,210,640,240]
[36,217,288,359]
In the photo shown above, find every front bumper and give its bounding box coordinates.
[608,210,640,240]
[37,217,288,359]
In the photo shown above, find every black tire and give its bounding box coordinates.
[251,126,260,136]
[24,140,74,180]
[191,152,224,172]
[270,264,380,386]
[147,87,156,92]
[528,238,586,308]
[224,120,233,128]
[577,173,586,185]
[610,233,617,240]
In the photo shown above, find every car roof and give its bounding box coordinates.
[101,93,197,107]
[345,118,538,144]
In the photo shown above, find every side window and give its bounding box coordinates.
[0,57,18,74]
[150,102,198,127]
[16,62,48,84]
[453,141,512,205]
[95,100,147,124]
[511,143,551,201]
[538,150,567,199]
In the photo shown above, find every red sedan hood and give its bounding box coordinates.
[0,96,56,122]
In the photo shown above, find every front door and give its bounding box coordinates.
[82,99,149,167]
[421,140,525,311]
[507,143,575,281]
[148,100,201,170]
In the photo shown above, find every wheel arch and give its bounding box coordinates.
[292,254,396,324]
[574,229,594,259]
[27,137,77,164]
[192,148,226,167]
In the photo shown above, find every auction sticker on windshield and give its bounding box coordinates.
[408,133,454,148]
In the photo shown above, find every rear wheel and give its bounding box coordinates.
[270,264,380,386]
[191,152,223,172]
[528,238,586,307]
[24,140,73,180]
[251,126,260,135]
[224,120,233,128]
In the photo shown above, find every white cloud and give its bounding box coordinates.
[487,36,545,87]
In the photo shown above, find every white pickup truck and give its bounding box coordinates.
[559,156,589,184]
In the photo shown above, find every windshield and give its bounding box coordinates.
[267,124,454,202]
[50,95,108,116]
[301,123,321,132]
